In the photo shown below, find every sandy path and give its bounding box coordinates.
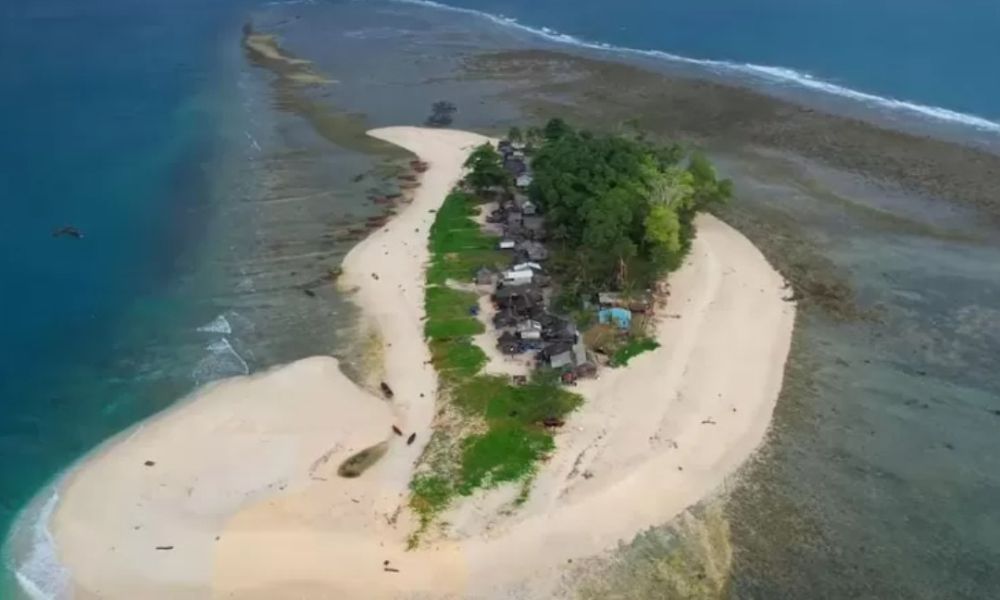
[44,127,795,599]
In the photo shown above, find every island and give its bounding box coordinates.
[45,125,795,598]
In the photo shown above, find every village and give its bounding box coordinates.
[467,137,652,386]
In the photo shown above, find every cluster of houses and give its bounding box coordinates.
[475,139,597,383]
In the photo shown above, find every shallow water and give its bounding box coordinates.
[713,150,1000,598]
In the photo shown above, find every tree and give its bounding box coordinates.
[688,151,732,210]
[528,118,730,292]
[507,126,523,143]
[648,167,695,212]
[543,118,572,141]
[644,203,682,268]
[426,101,457,127]
[463,143,511,194]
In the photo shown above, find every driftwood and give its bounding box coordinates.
[392,425,403,436]
[380,382,394,399]
[155,546,174,551]
[542,417,565,428]
[406,432,417,445]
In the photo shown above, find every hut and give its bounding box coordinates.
[549,350,574,370]
[516,173,534,188]
[517,319,542,332]
[493,285,544,313]
[498,331,522,354]
[598,292,625,307]
[498,239,516,250]
[475,267,496,286]
[511,261,543,272]
[522,216,545,239]
[513,193,536,215]
[502,269,534,286]
[504,157,527,176]
[520,241,548,261]
[493,310,519,329]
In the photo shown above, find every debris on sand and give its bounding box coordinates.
[337,441,389,478]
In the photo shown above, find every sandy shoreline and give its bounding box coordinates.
[41,127,794,599]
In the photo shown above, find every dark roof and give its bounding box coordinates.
[523,216,544,231]
[540,341,574,358]
[493,284,542,300]
[498,331,518,344]
[503,158,527,175]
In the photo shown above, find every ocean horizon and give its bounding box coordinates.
[3,0,999,597]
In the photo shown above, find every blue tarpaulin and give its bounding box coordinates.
[598,307,632,329]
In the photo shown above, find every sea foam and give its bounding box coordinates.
[196,314,233,335]
[394,0,1000,134]
[8,491,69,600]
[192,337,250,385]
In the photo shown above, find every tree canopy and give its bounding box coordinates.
[426,101,457,127]
[529,119,731,294]
[463,143,511,194]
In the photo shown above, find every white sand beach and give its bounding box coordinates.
[46,127,795,599]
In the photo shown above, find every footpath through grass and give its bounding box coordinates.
[410,191,582,544]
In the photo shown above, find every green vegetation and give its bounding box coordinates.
[530,120,731,300]
[507,126,523,144]
[610,336,660,367]
[410,190,582,543]
[427,189,506,285]
[462,143,512,195]
[410,125,732,543]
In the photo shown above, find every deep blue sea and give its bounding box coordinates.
[2,0,999,596]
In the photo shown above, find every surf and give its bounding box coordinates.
[393,0,1000,135]
[6,490,70,600]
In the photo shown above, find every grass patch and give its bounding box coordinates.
[427,191,507,285]
[429,338,487,383]
[610,336,660,367]
[458,424,554,494]
[409,190,583,543]
[424,286,483,339]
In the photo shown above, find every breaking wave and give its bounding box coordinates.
[8,491,69,600]
[393,0,1000,134]
[196,314,233,335]
[192,338,250,385]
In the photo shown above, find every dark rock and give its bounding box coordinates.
[52,226,83,239]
